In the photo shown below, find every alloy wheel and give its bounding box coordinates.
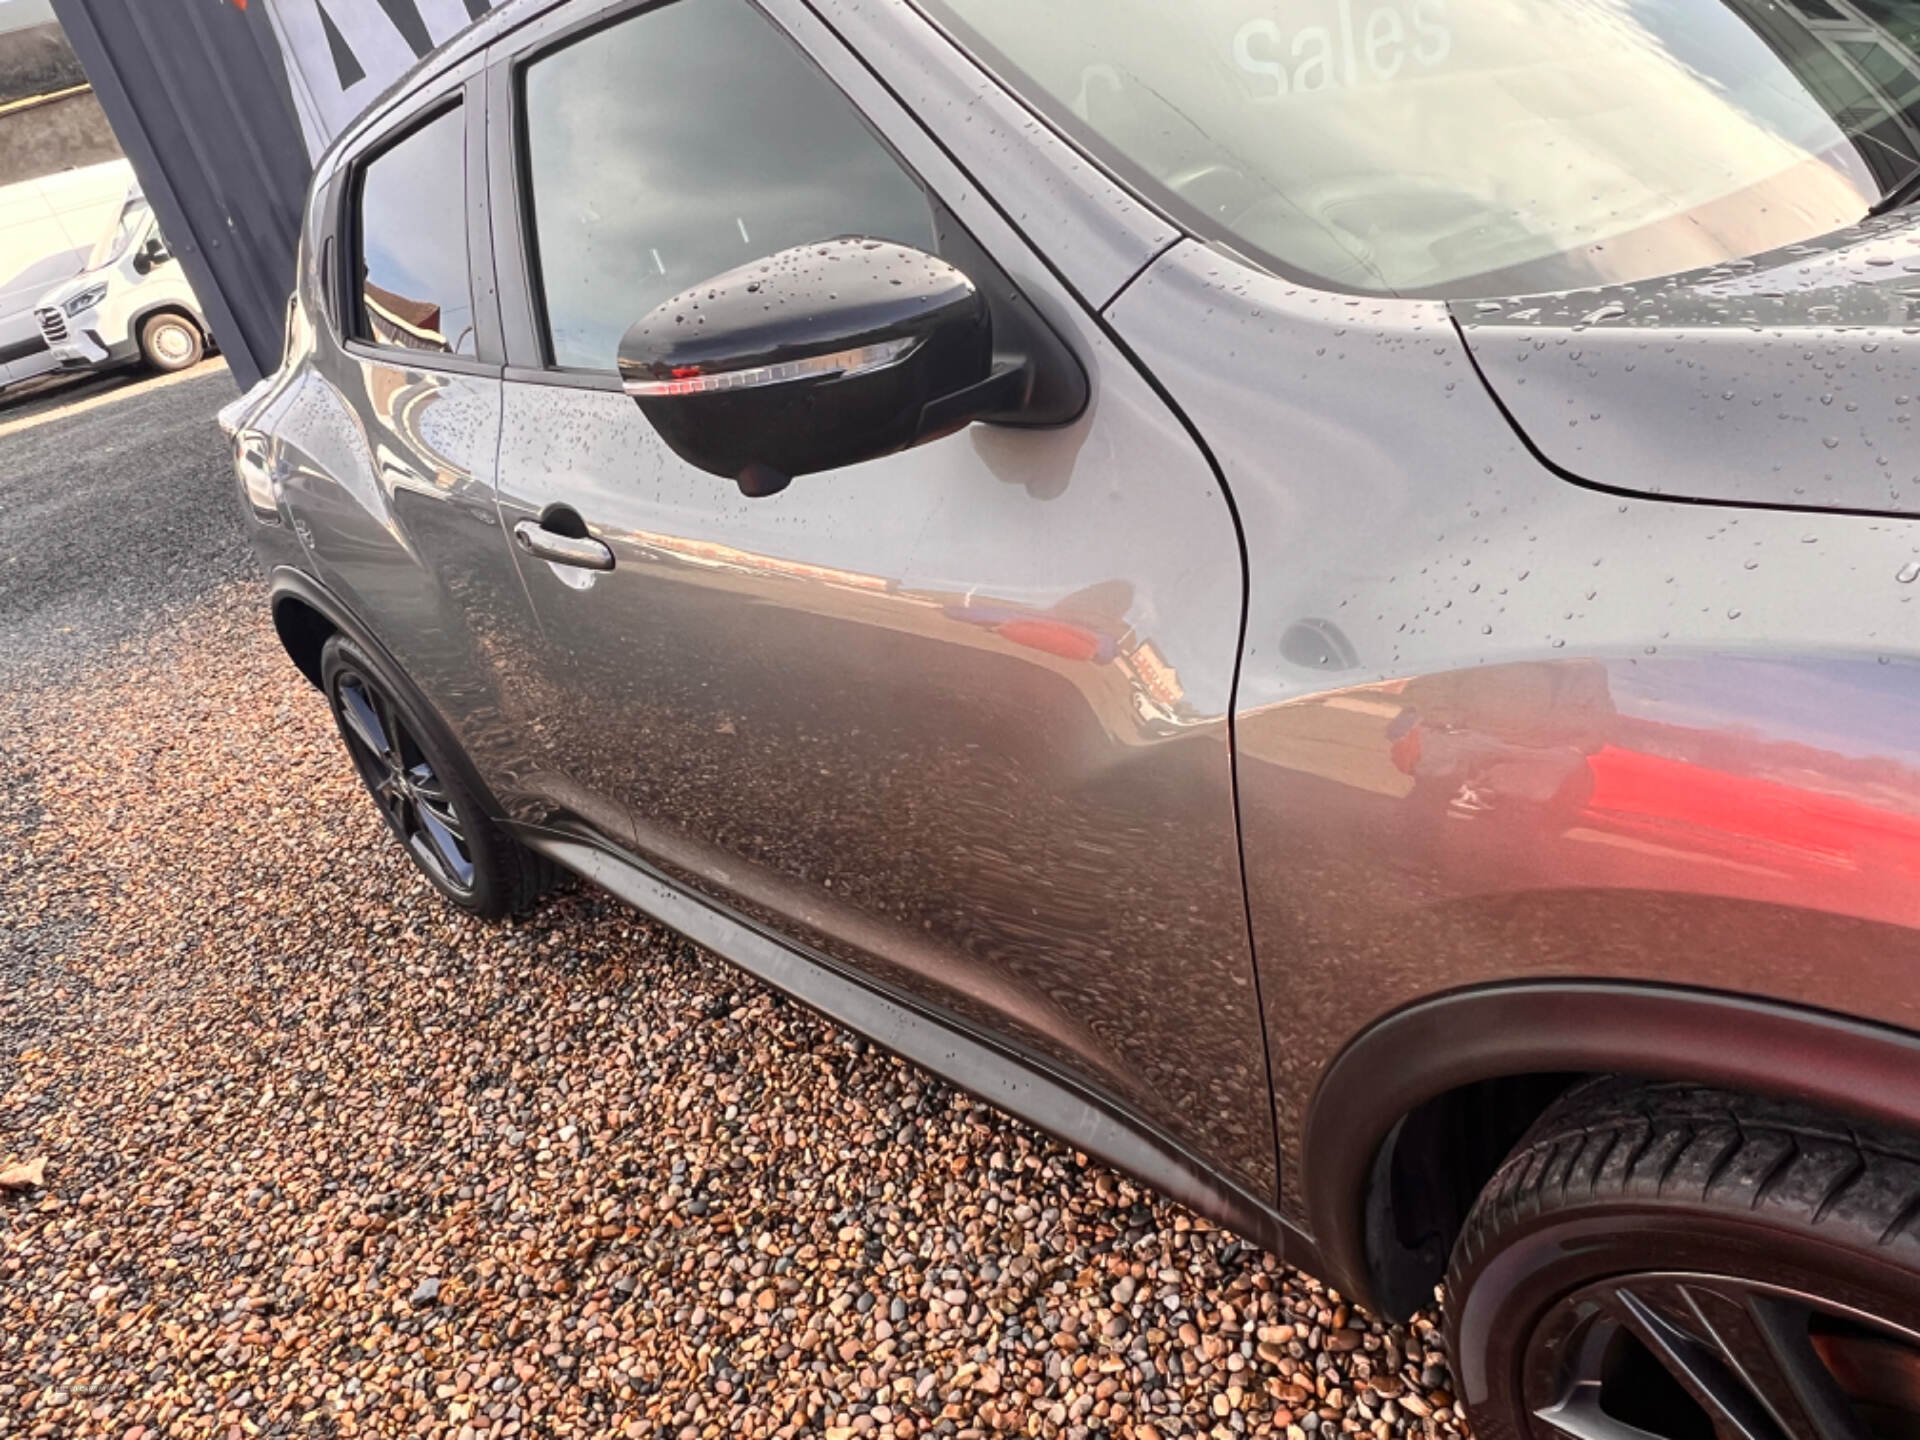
[332,670,476,896]
[1525,1272,1920,1440]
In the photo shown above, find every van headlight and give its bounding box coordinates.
[64,283,108,317]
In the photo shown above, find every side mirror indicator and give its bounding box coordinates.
[622,334,919,399]
[617,237,1011,491]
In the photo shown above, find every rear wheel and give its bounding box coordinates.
[138,312,202,372]
[320,634,552,918]
[1447,1079,1920,1440]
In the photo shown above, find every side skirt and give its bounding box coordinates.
[513,824,1320,1275]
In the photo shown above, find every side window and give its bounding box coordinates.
[354,104,477,358]
[521,0,937,372]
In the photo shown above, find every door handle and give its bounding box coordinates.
[513,518,614,571]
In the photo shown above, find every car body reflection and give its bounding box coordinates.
[1244,653,1920,932]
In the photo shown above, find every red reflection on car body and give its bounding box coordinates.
[1584,744,1920,877]
[992,617,1106,663]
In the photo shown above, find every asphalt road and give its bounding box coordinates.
[0,361,249,685]
[0,369,1457,1439]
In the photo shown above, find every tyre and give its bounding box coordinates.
[320,633,553,918]
[1447,1078,1920,1440]
[138,312,203,372]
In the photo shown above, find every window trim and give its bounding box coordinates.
[503,0,675,379]
[491,0,943,379]
[303,163,345,345]
[340,90,499,375]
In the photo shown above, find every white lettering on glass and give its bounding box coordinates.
[1364,6,1405,79]
[1232,18,1289,98]
[1412,0,1451,65]
[1232,1,1449,99]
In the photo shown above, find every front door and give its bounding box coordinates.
[487,0,1275,1196]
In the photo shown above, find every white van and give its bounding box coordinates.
[0,158,135,391]
[33,189,213,375]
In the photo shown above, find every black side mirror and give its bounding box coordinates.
[618,238,1026,495]
[133,235,169,275]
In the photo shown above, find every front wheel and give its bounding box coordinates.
[1448,1078,1920,1440]
[138,312,203,372]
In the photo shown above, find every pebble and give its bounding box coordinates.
[0,582,1467,1438]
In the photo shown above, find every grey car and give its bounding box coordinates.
[222,0,1920,1432]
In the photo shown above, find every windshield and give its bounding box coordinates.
[86,196,149,273]
[925,0,1920,296]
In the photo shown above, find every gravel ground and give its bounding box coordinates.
[0,361,249,688]
[0,378,1464,1440]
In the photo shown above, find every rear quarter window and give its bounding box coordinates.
[353,104,477,357]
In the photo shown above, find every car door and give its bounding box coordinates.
[485,0,1277,1198]
[278,64,544,794]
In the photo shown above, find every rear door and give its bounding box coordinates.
[484,0,1277,1198]
[277,61,534,790]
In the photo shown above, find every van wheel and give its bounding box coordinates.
[1447,1078,1920,1440]
[139,313,202,372]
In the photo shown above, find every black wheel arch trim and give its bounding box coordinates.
[1305,981,1920,1317]
[266,566,511,825]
